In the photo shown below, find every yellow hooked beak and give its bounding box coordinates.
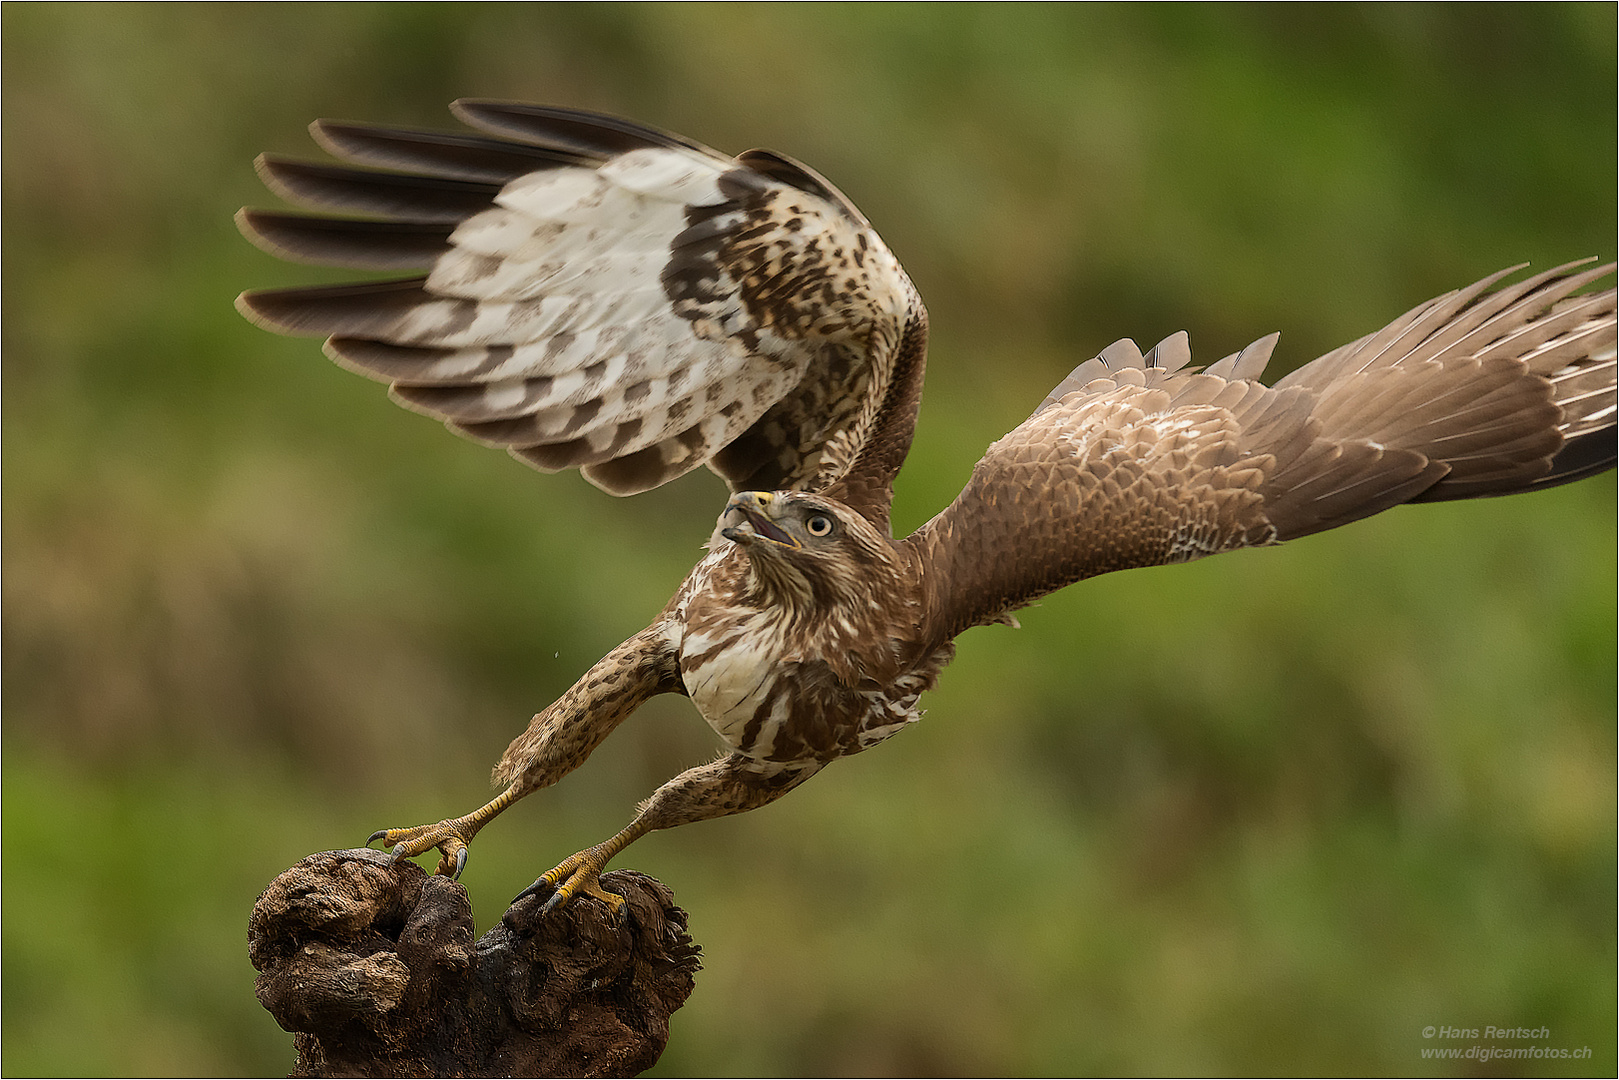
[720,491,800,549]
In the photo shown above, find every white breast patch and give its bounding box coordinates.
[681,615,786,749]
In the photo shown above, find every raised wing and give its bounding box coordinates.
[911,261,1617,644]
[237,101,926,503]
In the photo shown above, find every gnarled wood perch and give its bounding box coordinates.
[248,850,700,1077]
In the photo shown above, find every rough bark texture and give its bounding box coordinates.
[248,850,701,1077]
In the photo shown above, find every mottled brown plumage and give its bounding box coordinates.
[237,102,1617,912]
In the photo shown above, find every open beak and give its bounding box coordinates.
[721,491,800,549]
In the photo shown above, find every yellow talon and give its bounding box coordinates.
[532,849,624,914]
[367,820,473,877]
[367,787,519,879]
[520,819,655,915]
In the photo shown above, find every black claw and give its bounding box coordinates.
[452,847,469,879]
[367,829,388,846]
[513,877,555,907]
[539,888,567,916]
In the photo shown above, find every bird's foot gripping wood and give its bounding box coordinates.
[369,786,519,878]
[517,820,654,917]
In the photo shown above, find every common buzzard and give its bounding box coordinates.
[238,102,1617,913]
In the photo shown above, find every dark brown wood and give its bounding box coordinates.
[248,850,700,1078]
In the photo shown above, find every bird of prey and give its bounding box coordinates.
[237,101,1617,914]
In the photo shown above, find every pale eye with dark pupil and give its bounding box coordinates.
[806,514,833,537]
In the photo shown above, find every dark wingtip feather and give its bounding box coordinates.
[234,206,266,250]
[235,278,433,337]
[234,289,274,331]
[237,208,453,270]
[450,100,714,158]
[309,118,582,184]
[254,153,500,223]
[1543,425,1618,487]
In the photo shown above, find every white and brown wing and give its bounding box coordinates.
[237,101,925,500]
[911,261,1617,644]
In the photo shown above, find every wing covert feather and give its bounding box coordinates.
[913,380,1284,643]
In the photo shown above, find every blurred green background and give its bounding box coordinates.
[4,4,1614,1076]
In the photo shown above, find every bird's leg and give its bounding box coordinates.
[370,624,681,877]
[519,753,823,914]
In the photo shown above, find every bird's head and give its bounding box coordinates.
[716,490,901,614]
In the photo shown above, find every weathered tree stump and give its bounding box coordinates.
[248,849,701,1077]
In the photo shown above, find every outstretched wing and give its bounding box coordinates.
[237,101,926,502]
[911,261,1617,644]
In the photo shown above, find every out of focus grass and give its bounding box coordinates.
[4,5,1614,1076]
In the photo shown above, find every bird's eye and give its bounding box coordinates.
[805,513,834,537]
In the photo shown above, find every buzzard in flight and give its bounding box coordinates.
[238,101,1617,913]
